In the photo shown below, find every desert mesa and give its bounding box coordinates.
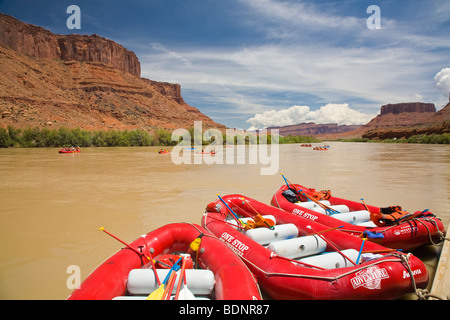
[0,13,224,132]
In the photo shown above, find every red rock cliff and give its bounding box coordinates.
[0,13,224,131]
[380,102,436,115]
[363,102,436,129]
[0,13,140,77]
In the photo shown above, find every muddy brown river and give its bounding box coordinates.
[0,142,448,299]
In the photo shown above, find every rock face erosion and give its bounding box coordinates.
[267,123,361,137]
[0,13,140,77]
[364,102,436,128]
[0,13,224,131]
[361,102,449,139]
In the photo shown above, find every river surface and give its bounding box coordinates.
[0,142,449,299]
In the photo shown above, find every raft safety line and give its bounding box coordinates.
[240,253,406,283]
[192,221,263,298]
[400,253,446,300]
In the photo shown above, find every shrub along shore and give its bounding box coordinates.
[0,126,320,148]
[336,133,450,144]
[0,126,448,148]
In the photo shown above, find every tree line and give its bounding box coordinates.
[0,126,320,148]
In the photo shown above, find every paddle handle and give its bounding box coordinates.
[281,173,290,189]
[355,238,367,264]
[361,198,371,214]
[163,272,177,300]
[174,258,187,300]
[217,194,245,227]
[99,227,150,260]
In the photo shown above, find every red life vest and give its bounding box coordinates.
[312,189,331,201]
[370,206,412,227]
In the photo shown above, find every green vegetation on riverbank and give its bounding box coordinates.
[0,126,319,148]
[0,126,159,148]
[336,133,450,144]
[2,125,446,148]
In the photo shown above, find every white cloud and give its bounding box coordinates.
[141,44,433,110]
[137,1,450,128]
[434,68,450,99]
[246,103,376,130]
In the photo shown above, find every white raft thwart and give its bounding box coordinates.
[297,249,360,269]
[294,201,372,225]
[267,235,327,259]
[245,223,298,245]
[295,202,350,215]
[126,268,215,296]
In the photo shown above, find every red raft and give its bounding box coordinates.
[58,148,80,153]
[203,194,429,300]
[68,223,262,300]
[271,183,445,251]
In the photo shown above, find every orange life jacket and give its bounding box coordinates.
[370,206,413,227]
[312,190,331,201]
[243,215,275,230]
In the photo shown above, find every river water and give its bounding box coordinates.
[0,142,449,299]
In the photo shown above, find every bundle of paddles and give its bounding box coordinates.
[282,186,432,227]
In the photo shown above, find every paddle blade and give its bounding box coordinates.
[178,285,196,300]
[146,284,165,300]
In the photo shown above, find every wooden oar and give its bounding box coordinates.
[147,257,182,300]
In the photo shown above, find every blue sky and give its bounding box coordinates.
[1,0,449,129]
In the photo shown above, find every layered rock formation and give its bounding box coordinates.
[362,103,450,139]
[0,13,140,77]
[266,101,449,140]
[364,102,436,129]
[380,102,435,115]
[361,102,449,139]
[0,13,223,131]
[267,122,361,137]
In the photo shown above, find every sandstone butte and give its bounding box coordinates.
[267,100,449,140]
[359,102,450,140]
[0,13,225,132]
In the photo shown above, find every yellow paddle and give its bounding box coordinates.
[147,257,182,300]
